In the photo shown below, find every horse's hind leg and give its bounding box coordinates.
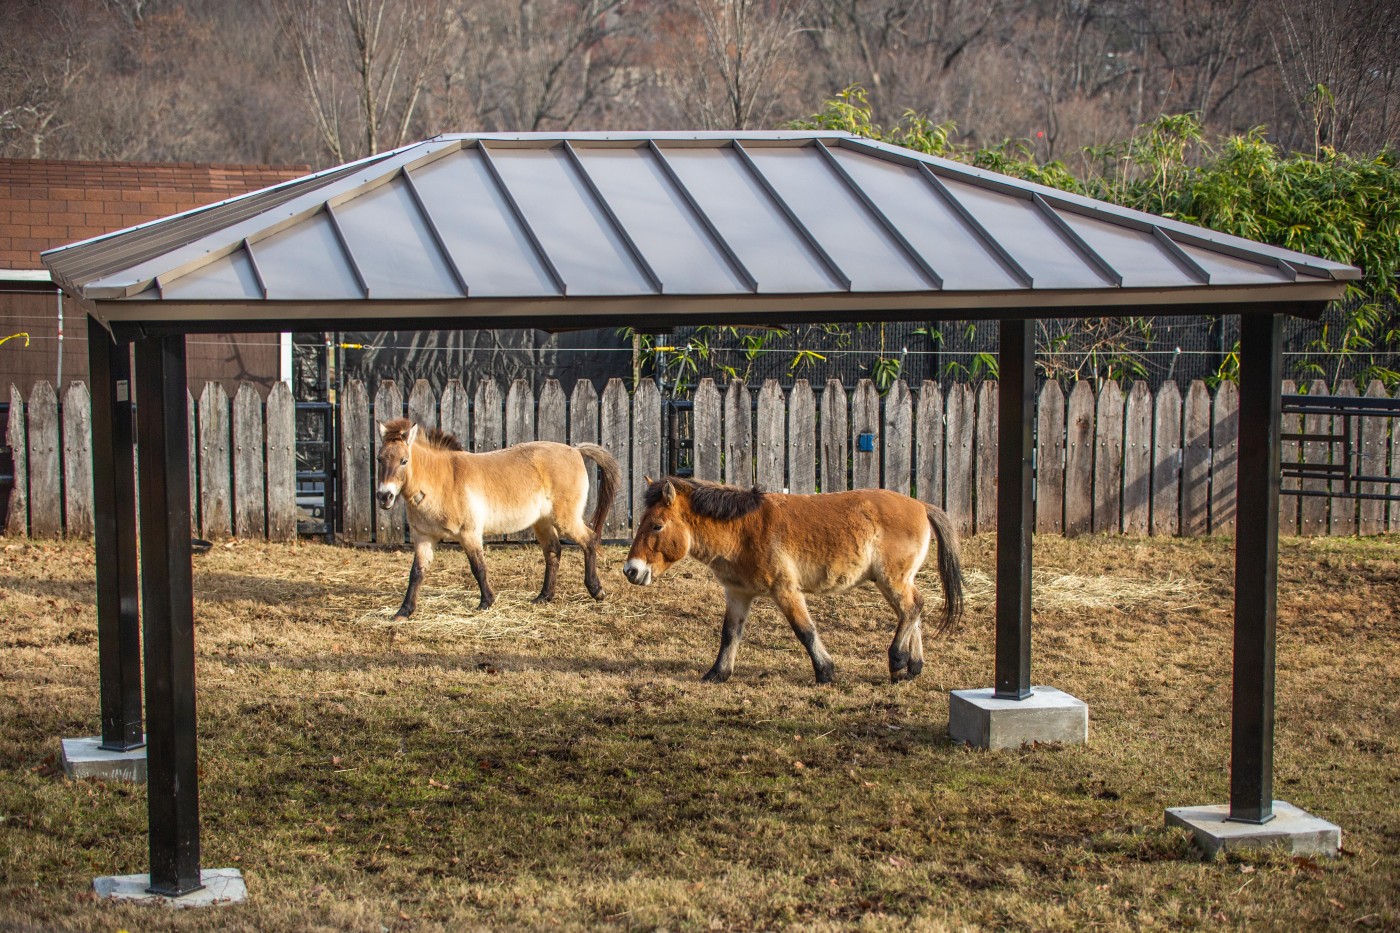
[532,519,562,603]
[459,533,495,610]
[394,538,435,622]
[876,575,925,682]
[773,587,835,685]
[559,512,605,601]
[703,588,754,683]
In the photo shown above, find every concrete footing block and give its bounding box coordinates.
[948,686,1088,750]
[93,869,246,907]
[1165,801,1341,858]
[60,736,146,782]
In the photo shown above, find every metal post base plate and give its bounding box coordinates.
[93,869,245,908]
[60,736,147,783]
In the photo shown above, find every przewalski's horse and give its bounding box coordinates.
[624,477,964,685]
[375,418,621,617]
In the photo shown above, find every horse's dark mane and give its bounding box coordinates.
[645,477,764,521]
[382,417,463,452]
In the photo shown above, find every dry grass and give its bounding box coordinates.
[0,533,1397,932]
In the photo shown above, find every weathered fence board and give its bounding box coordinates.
[1328,380,1357,536]
[474,378,503,453]
[6,384,28,536]
[756,380,785,492]
[724,381,753,487]
[265,382,297,542]
[632,379,661,522]
[62,381,93,538]
[1063,381,1095,537]
[232,383,266,539]
[692,378,722,483]
[537,379,568,445]
[1210,381,1239,534]
[1093,381,1124,534]
[1392,385,1400,533]
[506,378,535,449]
[1035,381,1065,534]
[373,381,406,544]
[974,380,997,534]
[198,382,231,539]
[441,378,471,444]
[945,382,975,536]
[916,381,944,508]
[570,380,600,519]
[821,379,848,493]
[850,379,880,490]
[26,382,60,538]
[788,380,816,495]
[1358,381,1387,535]
[1278,379,1299,534]
[1151,380,1182,537]
[600,378,630,538]
[1122,381,1152,535]
[340,379,372,543]
[1181,380,1212,537]
[187,389,197,526]
[1300,380,1330,536]
[883,380,912,494]
[408,379,437,430]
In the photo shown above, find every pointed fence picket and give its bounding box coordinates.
[6,376,1397,544]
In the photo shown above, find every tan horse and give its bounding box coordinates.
[375,418,620,616]
[624,477,964,684]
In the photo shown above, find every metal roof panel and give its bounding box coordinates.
[740,145,930,292]
[1055,210,1201,288]
[658,145,843,293]
[158,247,262,301]
[483,145,656,296]
[569,146,749,294]
[332,175,462,299]
[250,210,362,300]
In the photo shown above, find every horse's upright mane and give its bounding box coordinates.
[646,477,764,520]
[381,417,464,452]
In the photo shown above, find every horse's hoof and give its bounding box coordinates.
[588,586,606,601]
[476,597,495,611]
[701,668,731,684]
[906,660,924,679]
[815,667,835,685]
[391,614,409,623]
[531,593,554,604]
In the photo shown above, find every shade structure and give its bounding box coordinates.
[40,132,1360,897]
[44,132,1357,334]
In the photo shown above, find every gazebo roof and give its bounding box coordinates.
[42,131,1359,331]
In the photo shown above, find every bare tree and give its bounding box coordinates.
[280,0,450,161]
[1268,0,1400,154]
[670,0,808,130]
[0,2,93,158]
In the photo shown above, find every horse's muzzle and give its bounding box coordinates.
[623,559,652,586]
[377,490,397,510]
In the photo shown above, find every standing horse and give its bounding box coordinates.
[375,418,620,617]
[624,477,964,684]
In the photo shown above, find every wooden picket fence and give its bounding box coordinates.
[4,376,1399,542]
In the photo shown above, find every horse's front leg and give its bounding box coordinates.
[702,589,754,683]
[773,586,835,685]
[460,533,495,610]
[393,538,435,621]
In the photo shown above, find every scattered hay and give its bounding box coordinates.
[959,568,1203,613]
[355,589,585,640]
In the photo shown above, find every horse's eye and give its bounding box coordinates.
[400,458,408,466]
[651,522,664,532]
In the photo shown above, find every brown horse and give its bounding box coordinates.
[375,418,620,617]
[624,477,964,684]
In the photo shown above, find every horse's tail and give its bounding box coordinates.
[925,504,965,634]
[575,444,622,539]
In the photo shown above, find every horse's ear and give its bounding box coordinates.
[643,474,654,485]
[376,421,387,440]
[661,480,675,505]
[406,423,420,447]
